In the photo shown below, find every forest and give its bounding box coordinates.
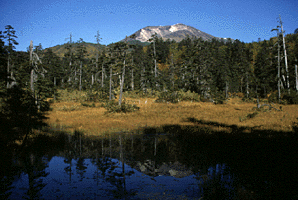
[1,25,298,145]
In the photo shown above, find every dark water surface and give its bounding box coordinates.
[1,128,298,199]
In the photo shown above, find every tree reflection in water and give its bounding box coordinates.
[1,129,297,199]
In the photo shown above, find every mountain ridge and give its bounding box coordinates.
[123,23,222,42]
[44,23,232,57]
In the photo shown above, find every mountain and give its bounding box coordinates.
[44,23,230,57]
[45,42,105,58]
[124,23,221,43]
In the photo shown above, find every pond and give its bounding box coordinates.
[1,129,298,199]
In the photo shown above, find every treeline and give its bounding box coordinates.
[1,26,298,104]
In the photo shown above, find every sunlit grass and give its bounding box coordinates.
[46,91,298,136]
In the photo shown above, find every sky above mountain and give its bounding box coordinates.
[1,0,297,51]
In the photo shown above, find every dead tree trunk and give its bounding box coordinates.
[54,77,56,101]
[79,61,82,91]
[102,62,104,88]
[225,81,229,99]
[30,41,34,93]
[118,59,125,106]
[131,56,134,91]
[295,62,298,93]
[278,40,281,103]
[7,55,10,88]
[109,67,112,100]
[246,72,249,98]
[279,15,289,93]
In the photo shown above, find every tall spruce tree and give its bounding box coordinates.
[3,25,18,88]
[75,38,88,91]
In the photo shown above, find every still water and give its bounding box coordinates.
[1,130,298,199]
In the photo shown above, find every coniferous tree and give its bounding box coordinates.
[75,38,88,91]
[94,30,102,87]
[41,48,63,100]
[64,33,74,88]
[3,25,18,88]
[0,31,7,91]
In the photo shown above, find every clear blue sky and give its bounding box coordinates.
[1,0,297,51]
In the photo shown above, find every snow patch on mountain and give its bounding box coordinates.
[169,24,188,32]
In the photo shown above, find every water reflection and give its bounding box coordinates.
[1,129,298,199]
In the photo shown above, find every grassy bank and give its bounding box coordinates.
[45,90,298,136]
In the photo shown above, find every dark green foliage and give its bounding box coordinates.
[242,97,255,103]
[0,26,53,147]
[282,91,298,104]
[177,90,200,102]
[267,90,298,104]
[86,87,109,102]
[103,99,140,113]
[3,25,18,51]
[81,102,95,107]
[127,40,150,46]
[0,86,49,145]
[239,111,259,122]
[211,89,226,104]
[155,91,180,103]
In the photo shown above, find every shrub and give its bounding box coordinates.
[239,111,259,122]
[177,90,200,102]
[57,89,87,102]
[86,88,109,102]
[282,91,298,104]
[123,90,141,99]
[211,90,226,104]
[81,102,95,107]
[155,91,180,103]
[58,105,81,111]
[268,90,298,104]
[236,92,244,98]
[242,97,254,103]
[104,99,140,113]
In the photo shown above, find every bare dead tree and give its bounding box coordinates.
[279,15,290,94]
[94,31,102,86]
[295,58,298,93]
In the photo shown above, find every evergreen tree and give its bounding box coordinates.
[3,25,18,88]
[0,31,7,92]
[255,40,275,97]
[75,38,88,91]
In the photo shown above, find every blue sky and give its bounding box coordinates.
[1,0,297,51]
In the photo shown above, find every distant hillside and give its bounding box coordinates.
[45,42,106,58]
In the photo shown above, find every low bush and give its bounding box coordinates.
[242,97,255,103]
[58,105,81,111]
[282,91,298,104]
[155,91,180,103]
[268,90,298,104]
[103,99,140,113]
[86,88,109,102]
[155,90,201,103]
[57,89,87,102]
[121,89,160,99]
[177,90,200,102]
[236,92,244,98]
[211,90,226,104]
[239,111,259,122]
[81,102,95,107]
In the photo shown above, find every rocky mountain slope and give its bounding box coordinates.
[125,23,221,42]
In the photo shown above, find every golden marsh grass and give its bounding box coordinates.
[46,95,298,136]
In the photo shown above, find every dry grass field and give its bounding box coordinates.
[45,93,298,136]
